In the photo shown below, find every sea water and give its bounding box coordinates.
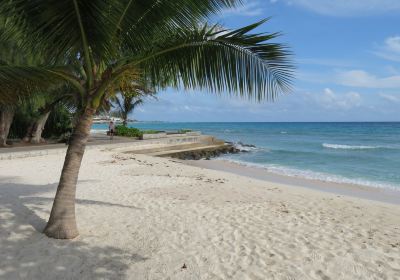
[92,122,400,190]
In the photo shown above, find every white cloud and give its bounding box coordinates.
[338,70,400,89]
[223,1,264,17]
[273,0,400,16]
[379,93,400,103]
[317,88,361,110]
[385,36,400,52]
[374,36,400,62]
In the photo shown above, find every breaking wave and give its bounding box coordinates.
[322,143,381,150]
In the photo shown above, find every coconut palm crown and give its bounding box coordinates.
[0,0,294,239]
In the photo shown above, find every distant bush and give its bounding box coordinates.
[115,125,143,138]
[115,127,192,138]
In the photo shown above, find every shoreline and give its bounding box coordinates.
[185,158,400,205]
[4,130,399,206]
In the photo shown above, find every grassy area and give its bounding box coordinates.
[115,126,193,138]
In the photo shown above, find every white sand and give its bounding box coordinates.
[0,147,399,279]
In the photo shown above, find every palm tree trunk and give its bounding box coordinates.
[43,107,95,239]
[122,111,128,126]
[0,108,14,147]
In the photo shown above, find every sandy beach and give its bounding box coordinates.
[1,146,400,279]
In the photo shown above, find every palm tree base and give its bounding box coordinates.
[43,223,79,239]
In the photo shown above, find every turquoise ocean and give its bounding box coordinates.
[92,122,400,190]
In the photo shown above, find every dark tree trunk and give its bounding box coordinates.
[0,108,14,147]
[43,107,95,239]
[22,111,51,144]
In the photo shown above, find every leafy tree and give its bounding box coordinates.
[0,1,293,239]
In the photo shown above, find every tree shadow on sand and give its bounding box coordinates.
[0,177,147,279]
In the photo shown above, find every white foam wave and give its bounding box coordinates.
[216,158,399,190]
[322,143,380,150]
[233,142,259,152]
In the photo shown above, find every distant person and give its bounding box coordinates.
[109,121,115,140]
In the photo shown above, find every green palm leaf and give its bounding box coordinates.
[112,20,293,101]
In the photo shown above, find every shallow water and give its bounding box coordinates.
[92,122,400,190]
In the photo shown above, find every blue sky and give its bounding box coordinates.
[134,0,400,122]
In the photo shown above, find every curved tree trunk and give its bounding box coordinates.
[0,108,14,147]
[31,111,51,143]
[23,111,51,144]
[43,107,95,239]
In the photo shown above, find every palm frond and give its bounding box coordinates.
[114,20,294,101]
[0,66,83,104]
[0,0,239,64]
[118,0,239,52]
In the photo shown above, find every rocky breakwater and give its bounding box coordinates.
[165,141,257,160]
[167,144,239,160]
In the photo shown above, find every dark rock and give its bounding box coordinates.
[237,141,256,148]
[167,144,240,160]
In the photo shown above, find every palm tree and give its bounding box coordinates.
[0,1,293,239]
[115,94,143,126]
[113,80,155,125]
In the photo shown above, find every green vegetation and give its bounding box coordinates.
[9,100,73,141]
[115,127,166,138]
[42,104,73,141]
[115,127,197,138]
[115,126,143,138]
